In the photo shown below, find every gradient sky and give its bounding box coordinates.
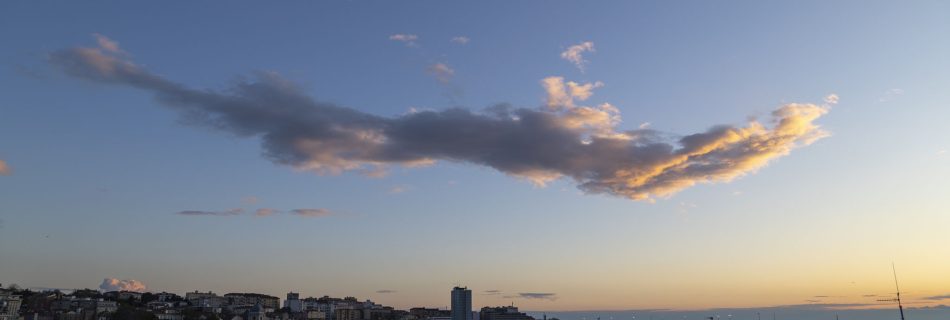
[1,0,949,312]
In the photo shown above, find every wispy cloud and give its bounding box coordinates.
[518,292,557,300]
[376,289,397,294]
[49,36,831,201]
[0,159,11,176]
[99,278,146,292]
[176,208,243,216]
[389,34,419,46]
[242,196,259,205]
[427,63,455,83]
[451,36,470,44]
[255,208,278,217]
[772,303,879,310]
[923,294,950,301]
[823,94,839,105]
[291,208,333,218]
[92,33,122,54]
[560,41,595,72]
[879,88,904,102]
[389,185,410,194]
[482,290,502,295]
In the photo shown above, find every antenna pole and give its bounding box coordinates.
[893,263,905,320]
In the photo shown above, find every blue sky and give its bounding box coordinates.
[1,0,949,312]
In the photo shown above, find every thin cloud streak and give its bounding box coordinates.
[389,34,418,46]
[519,292,557,300]
[255,208,278,217]
[291,208,333,218]
[49,36,831,201]
[176,209,243,216]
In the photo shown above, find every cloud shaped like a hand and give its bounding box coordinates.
[49,36,830,201]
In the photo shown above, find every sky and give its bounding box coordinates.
[1,0,950,314]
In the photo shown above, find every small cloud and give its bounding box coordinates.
[427,63,455,83]
[389,34,419,46]
[638,122,651,129]
[176,208,243,216]
[483,290,502,295]
[291,208,333,218]
[389,185,410,194]
[519,292,557,300]
[823,94,839,105]
[678,201,697,214]
[863,294,878,298]
[255,208,278,217]
[242,196,259,205]
[805,300,822,303]
[937,149,947,156]
[99,278,146,292]
[923,294,950,301]
[879,88,904,102]
[731,190,743,196]
[560,41,595,72]
[376,290,397,294]
[92,33,122,53]
[451,36,470,44]
[0,159,11,176]
[813,295,830,298]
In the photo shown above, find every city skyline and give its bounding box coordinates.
[2,0,950,315]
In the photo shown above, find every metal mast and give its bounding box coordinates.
[892,263,905,320]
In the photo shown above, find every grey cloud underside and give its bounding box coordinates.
[50,46,828,201]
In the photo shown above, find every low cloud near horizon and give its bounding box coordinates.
[49,35,832,201]
[518,292,557,300]
[99,278,147,292]
[176,209,243,216]
[291,208,333,218]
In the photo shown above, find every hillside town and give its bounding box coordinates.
[0,285,543,320]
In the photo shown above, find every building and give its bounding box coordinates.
[0,292,22,320]
[306,310,328,320]
[409,308,450,320]
[335,308,362,320]
[225,293,280,310]
[186,291,226,308]
[284,293,302,312]
[450,287,471,320]
[116,291,143,301]
[247,304,268,320]
[479,307,533,320]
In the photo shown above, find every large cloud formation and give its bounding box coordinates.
[99,278,147,292]
[49,37,830,201]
